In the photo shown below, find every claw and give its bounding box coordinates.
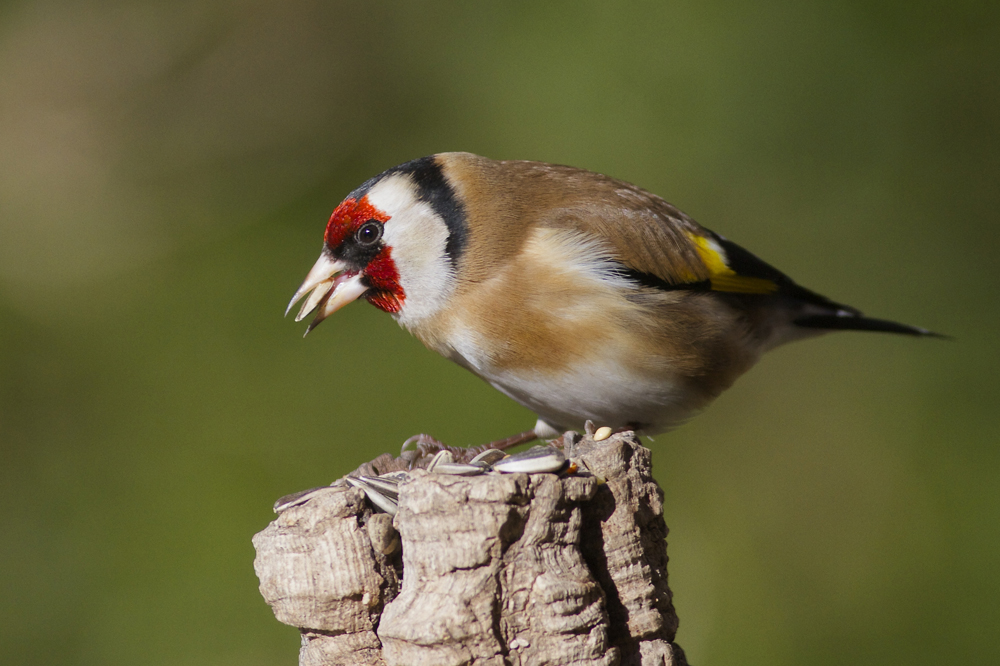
[401,433,448,457]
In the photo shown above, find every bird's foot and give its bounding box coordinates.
[459,429,539,462]
[400,433,463,459]
[401,429,540,464]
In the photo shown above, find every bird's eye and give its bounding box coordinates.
[356,220,383,246]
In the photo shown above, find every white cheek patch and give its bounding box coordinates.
[367,176,455,328]
[365,175,421,220]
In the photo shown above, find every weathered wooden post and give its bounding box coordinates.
[253,430,688,666]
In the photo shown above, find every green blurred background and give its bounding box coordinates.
[1,1,996,664]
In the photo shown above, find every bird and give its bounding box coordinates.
[286,152,939,453]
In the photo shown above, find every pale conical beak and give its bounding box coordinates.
[285,253,369,336]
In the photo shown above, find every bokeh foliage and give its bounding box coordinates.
[1,1,997,664]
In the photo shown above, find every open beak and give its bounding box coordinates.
[285,253,369,335]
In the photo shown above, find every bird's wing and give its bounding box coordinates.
[542,170,855,312]
[478,158,851,313]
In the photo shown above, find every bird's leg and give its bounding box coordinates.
[401,429,540,465]
[457,429,539,463]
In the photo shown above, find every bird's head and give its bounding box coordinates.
[286,156,466,334]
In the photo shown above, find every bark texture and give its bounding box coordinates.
[253,431,687,666]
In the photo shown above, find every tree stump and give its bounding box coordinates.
[253,431,688,666]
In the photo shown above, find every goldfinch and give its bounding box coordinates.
[287,153,938,443]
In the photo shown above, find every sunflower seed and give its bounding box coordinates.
[593,426,613,441]
[273,486,337,513]
[378,470,410,483]
[345,476,399,515]
[469,448,509,466]
[426,450,454,473]
[355,475,401,501]
[432,461,488,476]
[492,445,568,474]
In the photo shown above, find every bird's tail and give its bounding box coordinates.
[793,313,946,338]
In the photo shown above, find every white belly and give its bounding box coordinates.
[457,349,702,434]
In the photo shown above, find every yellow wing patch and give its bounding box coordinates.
[685,232,778,294]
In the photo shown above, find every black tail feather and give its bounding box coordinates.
[793,314,947,338]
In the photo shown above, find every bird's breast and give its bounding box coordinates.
[408,226,753,431]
